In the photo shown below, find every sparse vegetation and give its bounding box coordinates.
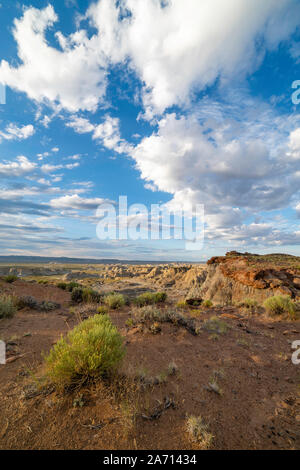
[154,292,167,303]
[133,306,199,335]
[44,314,125,389]
[134,305,165,322]
[134,291,167,307]
[202,316,229,334]
[104,293,126,309]
[0,295,17,319]
[1,256,300,450]
[3,274,18,283]
[97,306,108,315]
[237,338,250,348]
[57,282,67,290]
[238,298,259,314]
[167,361,178,376]
[186,415,213,448]
[125,317,134,328]
[207,380,223,395]
[263,295,296,318]
[66,281,81,292]
[17,295,39,310]
[17,295,59,311]
[71,287,84,303]
[71,286,101,304]
[149,322,161,334]
[39,300,60,312]
[82,287,101,303]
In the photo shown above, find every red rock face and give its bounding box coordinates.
[206,252,300,299]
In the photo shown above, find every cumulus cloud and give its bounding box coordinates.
[86,0,300,116]
[131,113,283,209]
[129,106,300,240]
[67,115,133,153]
[0,156,36,177]
[0,5,107,112]
[1,1,299,114]
[287,128,300,159]
[0,123,35,142]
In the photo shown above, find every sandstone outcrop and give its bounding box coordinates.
[193,252,300,304]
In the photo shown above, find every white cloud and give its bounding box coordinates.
[130,108,300,237]
[67,114,133,153]
[0,123,35,142]
[41,162,79,173]
[1,1,299,115]
[87,0,300,116]
[67,116,95,134]
[287,128,300,159]
[50,194,112,210]
[0,5,107,112]
[0,156,36,177]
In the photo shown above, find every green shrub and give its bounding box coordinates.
[202,316,229,334]
[82,288,101,304]
[134,305,165,322]
[17,296,59,311]
[66,281,81,292]
[202,300,213,308]
[38,279,48,285]
[17,295,39,310]
[134,306,199,335]
[57,282,67,290]
[104,293,126,309]
[134,292,154,307]
[176,300,187,309]
[0,295,17,318]
[154,292,167,303]
[39,300,60,312]
[97,306,108,315]
[125,317,134,327]
[71,287,83,303]
[238,298,259,314]
[3,274,18,283]
[243,298,258,307]
[44,314,125,389]
[134,291,167,307]
[263,295,295,318]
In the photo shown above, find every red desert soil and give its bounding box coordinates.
[0,279,299,450]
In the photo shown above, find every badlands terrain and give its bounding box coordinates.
[0,252,299,450]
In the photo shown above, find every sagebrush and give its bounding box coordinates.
[134,291,167,307]
[263,295,295,318]
[104,293,126,309]
[44,314,125,389]
[0,295,17,319]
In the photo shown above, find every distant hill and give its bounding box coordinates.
[0,255,186,265]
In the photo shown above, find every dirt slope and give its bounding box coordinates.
[0,277,299,450]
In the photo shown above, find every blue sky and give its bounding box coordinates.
[0,0,300,261]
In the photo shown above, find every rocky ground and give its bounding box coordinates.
[0,254,299,450]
